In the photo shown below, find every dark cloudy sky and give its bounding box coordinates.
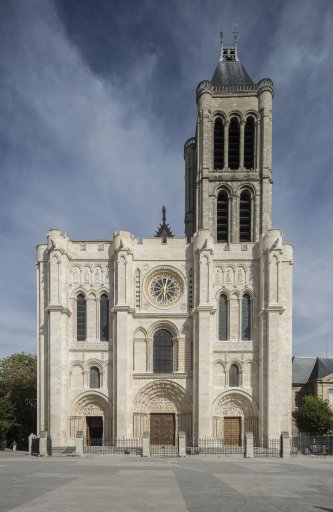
[1,0,333,358]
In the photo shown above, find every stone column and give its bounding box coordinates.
[245,432,254,458]
[281,432,290,458]
[142,432,150,457]
[178,432,186,457]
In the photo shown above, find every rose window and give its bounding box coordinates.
[145,269,184,308]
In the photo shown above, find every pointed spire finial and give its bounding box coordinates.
[219,31,224,62]
[162,205,166,222]
[155,205,174,241]
[233,20,238,46]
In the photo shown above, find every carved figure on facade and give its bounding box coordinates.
[133,381,192,414]
[213,392,255,417]
[225,267,234,285]
[215,267,222,285]
[237,267,245,285]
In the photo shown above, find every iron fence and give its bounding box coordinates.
[83,438,143,455]
[291,434,333,456]
[150,440,179,457]
[186,438,244,455]
[253,437,280,457]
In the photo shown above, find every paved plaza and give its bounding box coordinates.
[0,451,333,512]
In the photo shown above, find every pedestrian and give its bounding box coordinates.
[11,440,17,452]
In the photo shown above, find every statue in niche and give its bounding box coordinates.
[95,267,102,282]
[226,269,233,284]
[237,268,244,284]
[84,268,90,283]
[73,268,80,283]
[215,268,222,284]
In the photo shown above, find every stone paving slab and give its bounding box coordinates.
[0,454,333,511]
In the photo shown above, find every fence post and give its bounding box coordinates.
[245,432,254,458]
[178,431,186,457]
[75,431,84,456]
[39,431,49,456]
[28,433,36,455]
[142,431,150,457]
[281,432,290,458]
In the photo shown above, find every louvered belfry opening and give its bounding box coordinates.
[77,294,86,341]
[214,117,224,169]
[239,190,251,242]
[228,117,240,169]
[244,116,255,169]
[217,190,228,242]
[219,294,228,341]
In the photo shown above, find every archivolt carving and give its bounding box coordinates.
[133,381,192,414]
[72,393,112,417]
[213,392,256,417]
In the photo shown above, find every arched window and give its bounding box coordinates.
[77,294,86,341]
[239,190,251,242]
[228,117,240,170]
[244,116,255,169]
[242,294,251,341]
[214,118,224,169]
[90,366,100,388]
[100,294,109,341]
[153,329,173,373]
[218,294,228,341]
[217,190,229,242]
[229,364,240,387]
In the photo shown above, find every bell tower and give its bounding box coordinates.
[184,28,274,243]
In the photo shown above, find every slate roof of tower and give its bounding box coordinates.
[211,60,254,86]
[292,356,333,384]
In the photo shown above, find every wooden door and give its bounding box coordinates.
[150,414,175,444]
[223,417,241,446]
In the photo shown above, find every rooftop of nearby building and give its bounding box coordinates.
[292,357,333,384]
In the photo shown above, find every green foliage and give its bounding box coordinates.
[293,395,333,435]
[0,353,37,445]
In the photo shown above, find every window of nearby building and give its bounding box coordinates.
[328,389,333,405]
[77,294,86,341]
[217,190,229,242]
[244,116,255,169]
[214,118,224,169]
[218,294,228,341]
[90,367,100,388]
[241,294,251,340]
[228,117,240,169]
[100,294,109,341]
[229,364,240,387]
[239,190,251,242]
[153,329,173,373]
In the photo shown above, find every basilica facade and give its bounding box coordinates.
[37,35,293,450]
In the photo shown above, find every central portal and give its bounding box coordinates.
[223,417,241,446]
[150,413,175,444]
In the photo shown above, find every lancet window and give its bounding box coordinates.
[214,118,224,169]
[153,329,173,373]
[217,190,229,242]
[77,294,86,341]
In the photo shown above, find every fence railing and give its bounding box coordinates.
[150,440,179,457]
[186,438,245,455]
[253,438,281,457]
[83,438,143,455]
[291,434,333,456]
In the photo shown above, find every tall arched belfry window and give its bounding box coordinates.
[239,190,251,242]
[217,191,228,242]
[153,329,173,373]
[77,294,86,341]
[228,117,240,169]
[244,116,255,169]
[242,294,251,341]
[214,118,224,169]
[218,294,228,341]
[90,367,100,388]
[229,364,240,387]
[100,294,109,341]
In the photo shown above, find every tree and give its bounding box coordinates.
[0,353,37,446]
[293,395,333,435]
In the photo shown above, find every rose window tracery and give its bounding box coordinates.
[145,269,184,308]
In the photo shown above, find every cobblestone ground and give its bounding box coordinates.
[1,451,333,512]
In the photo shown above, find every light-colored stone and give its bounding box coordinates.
[37,38,292,451]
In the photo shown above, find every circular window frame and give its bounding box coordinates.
[144,267,185,309]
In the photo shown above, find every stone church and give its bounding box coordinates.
[37,33,293,450]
